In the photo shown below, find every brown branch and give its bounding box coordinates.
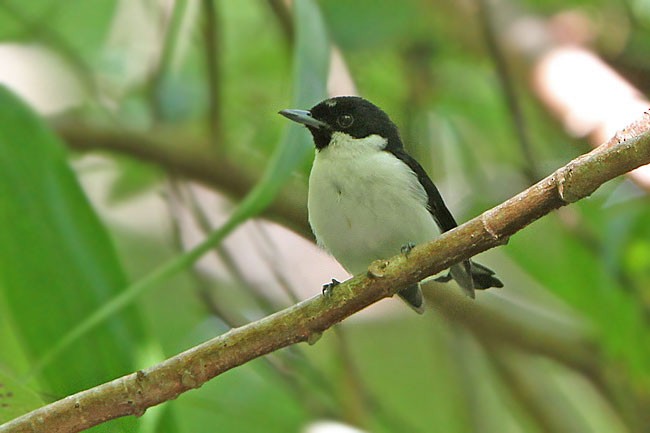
[5,113,648,433]
[424,286,597,375]
[426,286,649,431]
[57,125,311,238]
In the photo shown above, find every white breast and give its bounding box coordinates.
[308,132,439,275]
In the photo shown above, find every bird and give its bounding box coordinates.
[279,96,502,313]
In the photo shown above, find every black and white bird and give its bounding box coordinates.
[280,96,502,313]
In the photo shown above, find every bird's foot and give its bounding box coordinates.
[400,242,416,256]
[322,279,340,297]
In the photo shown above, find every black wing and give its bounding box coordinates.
[390,148,458,233]
[389,148,504,292]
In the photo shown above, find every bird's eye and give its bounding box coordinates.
[337,114,354,128]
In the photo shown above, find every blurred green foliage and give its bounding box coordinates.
[0,0,649,432]
[0,86,147,432]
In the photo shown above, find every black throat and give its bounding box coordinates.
[308,127,332,150]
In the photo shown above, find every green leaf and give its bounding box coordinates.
[32,0,331,371]
[0,290,45,423]
[0,85,146,430]
[508,211,650,383]
[0,368,44,424]
[173,359,309,433]
[319,0,421,50]
[237,0,330,214]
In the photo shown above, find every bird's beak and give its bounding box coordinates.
[279,109,329,130]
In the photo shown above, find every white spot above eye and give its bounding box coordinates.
[325,99,337,107]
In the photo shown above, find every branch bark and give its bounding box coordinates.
[3,112,649,433]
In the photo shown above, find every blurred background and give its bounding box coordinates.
[0,0,649,432]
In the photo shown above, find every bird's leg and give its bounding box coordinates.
[322,278,340,297]
[400,242,416,256]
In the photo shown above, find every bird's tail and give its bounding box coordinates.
[398,284,425,314]
[399,261,502,313]
[449,260,503,298]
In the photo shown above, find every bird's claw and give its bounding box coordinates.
[401,242,416,256]
[322,279,340,297]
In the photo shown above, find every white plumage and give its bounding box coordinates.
[279,96,503,310]
[308,132,439,275]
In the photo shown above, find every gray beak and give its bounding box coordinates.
[279,109,329,130]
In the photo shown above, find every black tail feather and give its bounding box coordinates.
[470,261,503,290]
[436,261,503,295]
[399,262,500,313]
[398,284,425,314]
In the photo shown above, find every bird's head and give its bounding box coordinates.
[279,96,401,151]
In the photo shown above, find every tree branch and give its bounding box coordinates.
[4,113,648,433]
[57,124,311,238]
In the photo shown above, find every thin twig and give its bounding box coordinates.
[163,180,335,415]
[249,221,302,304]
[475,0,538,182]
[201,0,222,146]
[179,183,285,313]
[2,112,649,433]
[475,0,648,313]
[168,181,354,418]
[485,348,593,433]
[424,285,598,375]
[266,0,294,44]
[0,3,101,108]
[147,0,189,123]
[424,239,645,432]
[332,327,424,433]
[249,223,416,430]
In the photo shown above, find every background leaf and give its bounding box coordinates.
[0,85,152,431]
[1,0,649,431]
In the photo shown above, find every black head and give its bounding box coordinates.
[279,96,403,150]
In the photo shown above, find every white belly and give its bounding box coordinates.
[308,134,439,275]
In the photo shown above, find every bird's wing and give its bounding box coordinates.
[391,148,487,296]
[391,149,458,233]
